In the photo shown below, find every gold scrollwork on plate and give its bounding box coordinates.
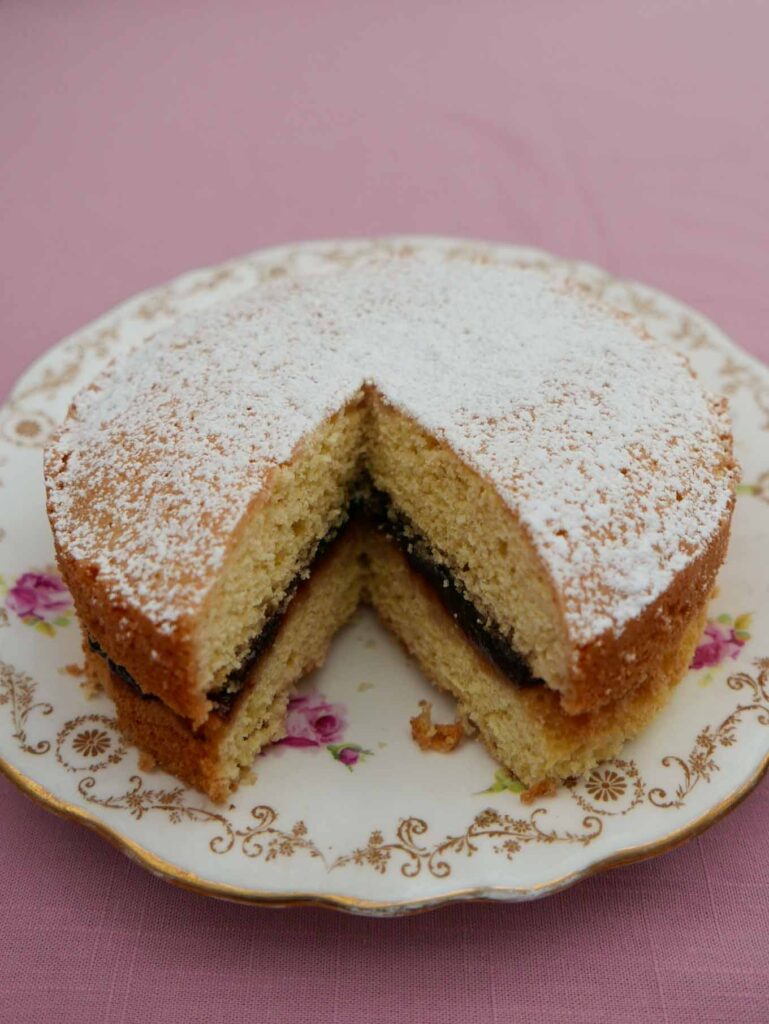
[331,809,603,879]
[0,662,52,755]
[234,805,323,862]
[567,759,646,817]
[719,355,769,431]
[650,660,769,808]
[0,406,57,449]
[77,777,321,863]
[738,470,769,506]
[78,775,236,853]
[9,323,121,412]
[56,714,126,773]
[4,658,767,880]
[74,770,604,880]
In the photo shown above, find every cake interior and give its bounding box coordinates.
[89,474,545,716]
[130,395,571,729]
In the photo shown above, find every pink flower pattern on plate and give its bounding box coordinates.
[275,692,373,770]
[328,743,373,770]
[278,692,347,748]
[4,570,72,635]
[690,617,749,670]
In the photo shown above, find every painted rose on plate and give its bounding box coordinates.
[276,692,372,770]
[327,743,373,770]
[1,569,73,636]
[690,614,751,671]
[279,692,347,748]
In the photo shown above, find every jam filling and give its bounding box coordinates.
[88,480,543,718]
[205,512,354,714]
[365,485,542,689]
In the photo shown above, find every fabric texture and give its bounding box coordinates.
[1,2,768,1021]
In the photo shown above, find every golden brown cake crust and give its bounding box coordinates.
[562,501,733,713]
[90,651,226,799]
[55,544,207,725]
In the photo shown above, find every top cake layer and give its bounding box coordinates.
[45,255,736,650]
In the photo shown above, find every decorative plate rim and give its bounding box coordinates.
[2,734,768,915]
[2,234,768,916]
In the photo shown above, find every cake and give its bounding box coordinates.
[44,255,737,802]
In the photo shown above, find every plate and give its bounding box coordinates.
[1,236,768,916]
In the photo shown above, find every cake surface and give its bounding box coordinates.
[44,253,737,799]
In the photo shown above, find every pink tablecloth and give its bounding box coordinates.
[2,3,768,1022]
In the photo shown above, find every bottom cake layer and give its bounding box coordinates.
[83,525,709,803]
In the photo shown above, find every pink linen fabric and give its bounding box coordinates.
[1,2,768,1021]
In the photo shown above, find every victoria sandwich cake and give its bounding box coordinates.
[44,255,737,801]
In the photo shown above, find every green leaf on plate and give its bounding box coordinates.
[477,768,526,795]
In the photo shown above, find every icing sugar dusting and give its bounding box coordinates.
[46,255,735,644]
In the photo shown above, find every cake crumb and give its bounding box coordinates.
[240,768,257,786]
[410,700,464,753]
[520,779,558,805]
[60,662,85,677]
[357,681,375,693]
[78,677,103,700]
[138,751,157,772]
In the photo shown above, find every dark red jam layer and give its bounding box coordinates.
[366,485,541,689]
[88,481,543,719]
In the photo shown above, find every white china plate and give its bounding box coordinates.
[1,237,768,916]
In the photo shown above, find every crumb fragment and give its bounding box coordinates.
[78,677,103,700]
[60,663,85,677]
[138,751,157,772]
[240,768,257,787]
[520,779,558,805]
[410,700,464,753]
[357,681,375,693]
